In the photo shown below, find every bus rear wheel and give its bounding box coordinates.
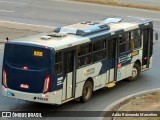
[128,63,141,81]
[80,80,93,103]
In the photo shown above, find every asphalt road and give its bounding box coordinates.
[0,0,160,120]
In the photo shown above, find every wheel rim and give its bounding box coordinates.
[132,67,138,78]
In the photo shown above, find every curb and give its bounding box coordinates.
[0,20,54,32]
[99,88,160,120]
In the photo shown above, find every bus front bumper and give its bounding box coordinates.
[1,85,62,105]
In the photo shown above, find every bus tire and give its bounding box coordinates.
[80,80,93,103]
[128,63,141,81]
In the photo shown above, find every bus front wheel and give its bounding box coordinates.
[80,80,93,103]
[128,63,141,81]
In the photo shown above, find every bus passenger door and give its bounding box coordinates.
[142,28,152,69]
[62,50,76,100]
[107,38,117,83]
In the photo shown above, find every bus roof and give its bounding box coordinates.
[10,17,152,51]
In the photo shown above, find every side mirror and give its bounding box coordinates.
[155,32,158,41]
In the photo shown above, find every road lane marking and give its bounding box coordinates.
[0,9,14,13]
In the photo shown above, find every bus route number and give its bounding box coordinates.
[33,51,43,57]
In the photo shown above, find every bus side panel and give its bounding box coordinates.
[62,78,67,101]
[75,58,111,98]
[76,63,102,91]
[117,51,131,81]
[75,81,85,98]
[75,74,108,98]
[117,49,143,81]
[55,90,63,104]
[100,73,108,88]
[76,64,98,81]
[117,67,126,81]
[126,49,143,78]
[125,64,133,78]
[109,68,115,82]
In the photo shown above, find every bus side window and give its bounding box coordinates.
[131,31,135,49]
[119,32,131,53]
[131,29,141,49]
[77,43,92,67]
[55,64,62,75]
[133,29,141,49]
[106,40,109,59]
[108,39,116,59]
[63,52,73,74]
[55,52,62,75]
[77,46,81,56]
[93,40,106,62]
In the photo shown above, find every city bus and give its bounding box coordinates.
[2,17,155,104]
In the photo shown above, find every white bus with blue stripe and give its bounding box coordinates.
[2,17,154,104]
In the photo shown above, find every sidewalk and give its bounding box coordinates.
[100,88,160,120]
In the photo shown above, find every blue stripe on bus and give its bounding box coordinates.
[99,58,115,75]
[99,50,133,75]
